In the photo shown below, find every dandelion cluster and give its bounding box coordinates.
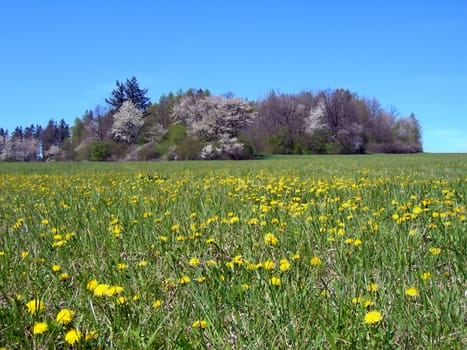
[0,156,465,348]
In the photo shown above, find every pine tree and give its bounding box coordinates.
[105,76,150,111]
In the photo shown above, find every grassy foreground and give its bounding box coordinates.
[0,154,466,349]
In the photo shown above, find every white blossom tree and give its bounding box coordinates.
[111,100,145,143]
[172,95,256,158]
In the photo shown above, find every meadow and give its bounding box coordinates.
[0,154,465,349]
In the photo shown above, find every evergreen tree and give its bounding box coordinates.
[106,76,150,111]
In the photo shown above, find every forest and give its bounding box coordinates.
[0,77,422,161]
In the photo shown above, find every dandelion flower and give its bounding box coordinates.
[270,276,281,286]
[85,330,98,341]
[420,272,432,280]
[189,257,200,266]
[279,258,291,271]
[364,311,383,325]
[116,263,127,270]
[429,247,441,255]
[52,264,61,272]
[264,232,279,245]
[105,285,124,296]
[87,279,99,291]
[93,284,110,297]
[56,309,75,325]
[33,322,48,335]
[60,273,69,281]
[26,299,45,314]
[405,287,419,297]
[179,275,191,284]
[367,283,379,293]
[64,329,82,345]
[264,260,275,270]
[310,256,322,267]
[138,260,148,267]
[117,296,126,305]
[192,320,208,329]
[152,299,162,310]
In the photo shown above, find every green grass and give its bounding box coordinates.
[0,154,466,349]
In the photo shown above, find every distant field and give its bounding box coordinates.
[0,154,466,348]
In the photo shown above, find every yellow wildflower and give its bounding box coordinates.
[364,311,383,325]
[33,322,48,335]
[192,320,209,329]
[64,329,82,345]
[26,299,45,314]
[310,256,322,266]
[269,276,281,286]
[405,287,419,297]
[56,309,75,325]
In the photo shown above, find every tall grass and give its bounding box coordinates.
[0,154,466,348]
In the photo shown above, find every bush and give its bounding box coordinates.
[88,141,126,161]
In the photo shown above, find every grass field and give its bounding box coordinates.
[0,154,466,349]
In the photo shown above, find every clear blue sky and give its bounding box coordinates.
[1,0,466,152]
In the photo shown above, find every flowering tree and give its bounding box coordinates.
[172,94,256,158]
[111,100,144,143]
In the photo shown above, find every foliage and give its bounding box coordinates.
[0,81,425,161]
[105,76,151,111]
[0,155,465,348]
[111,100,145,144]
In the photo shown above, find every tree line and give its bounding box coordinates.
[0,77,422,161]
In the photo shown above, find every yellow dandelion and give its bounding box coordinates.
[41,219,49,225]
[241,283,250,290]
[264,232,279,245]
[429,247,441,255]
[192,320,208,329]
[138,260,148,267]
[116,263,127,270]
[179,275,191,284]
[264,259,275,270]
[367,283,379,293]
[26,298,45,314]
[310,256,322,267]
[93,283,110,297]
[21,251,29,259]
[279,258,291,271]
[353,239,362,247]
[64,329,82,345]
[60,273,69,281]
[189,257,200,266]
[105,285,124,296]
[56,309,75,325]
[152,299,162,309]
[33,321,48,335]
[420,272,432,280]
[117,296,127,305]
[364,310,383,325]
[405,287,419,297]
[52,264,61,272]
[292,253,300,260]
[269,276,281,286]
[87,279,99,292]
[85,330,98,341]
[196,276,207,283]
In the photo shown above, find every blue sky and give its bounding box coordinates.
[1,0,466,152]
